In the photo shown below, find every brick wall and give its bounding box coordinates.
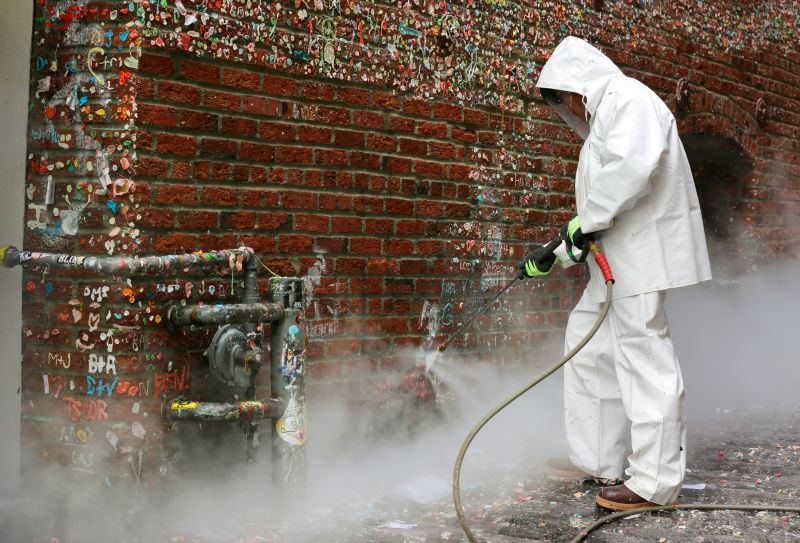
[19,0,800,488]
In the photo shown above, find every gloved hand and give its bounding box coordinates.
[518,245,558,278]
[564,216,586,248]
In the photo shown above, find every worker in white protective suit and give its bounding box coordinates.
[518,37,712,510]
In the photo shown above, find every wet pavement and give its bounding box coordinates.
[302,404,800,543]
[3,404,799,543]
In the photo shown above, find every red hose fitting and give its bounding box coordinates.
[594,252,614,284]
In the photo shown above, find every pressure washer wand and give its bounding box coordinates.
[436,236,563,355]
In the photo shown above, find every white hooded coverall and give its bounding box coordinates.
[536,37,712,504]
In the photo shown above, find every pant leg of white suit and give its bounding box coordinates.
[563,290,686,505]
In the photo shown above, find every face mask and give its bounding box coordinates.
[544,91,590,140]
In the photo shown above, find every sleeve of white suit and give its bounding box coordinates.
[578,89,669,234]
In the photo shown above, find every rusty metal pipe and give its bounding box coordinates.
[0,245,252,276]
[165,302,284,331]
[164,398,284,422]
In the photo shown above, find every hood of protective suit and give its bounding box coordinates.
[536,37,623,120]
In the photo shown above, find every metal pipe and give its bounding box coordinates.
[241,254,263,461]
[164,398,284,422]
[270,277,306,484]
[165,302,284,330]
[0,245,252,276]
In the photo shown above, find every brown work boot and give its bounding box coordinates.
[595,483,658,511]
[544,457,590,480]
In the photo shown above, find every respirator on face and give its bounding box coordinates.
[540,88,590,140]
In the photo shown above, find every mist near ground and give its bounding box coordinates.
[667,262,800,420]
[2,261,798,542]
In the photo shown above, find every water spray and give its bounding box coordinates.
[427,236,563,373]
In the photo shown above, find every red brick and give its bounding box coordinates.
[327,339,360,356]
[433,102,462,121]
[302,82,335,100]
[263,75,297,95]
[135,157,168,177]
[222,68,260,90]
[396,220,425,236]
[137,104,177,126]
[429,142,456,158]
[338,87,370,105]
[243,96,280,117]
[299,126,332,143]
[418,121,447,138]
[239,142,274,162]
[133,77,155,98]
[213,162,233,181]
[259,122,295,140]
[350,237,381,254]
[221,211,257,229]
[279,235,313,253]
[277,146,313,164]
[373,92,401,110]
[415,160,444,177]
[350,152,380,169]
[334,129,364,147]
[386,198,414,215]
[258,212,291,230]
[203,90,241,111]
[331,216,363,233]
[282,191,317,210]
[379,317,408,333]
[416,200,444,217]
[385,157,412,173]
[368,258,397,275]
[399,260,428,274]
[316,237,348,253]
[136,208,175,228]
[384,239,413,255]
[138,53,174,75]
[354,196,384,214]
[353,111,384,129]
[415,240,443,255]
[177,211,217,229]
[239,235,277,253]
[157,134,196,156]
[153,234,195,253]
[403,99,431,116]
[399,138,427,155]
[315,149,348,166]
[319,193,352,210]
[295,214,329,232]
[181,60,220,84]
[335,257,366,274]
[317,106,350,124]
[180,110,218,131]
[200,138,237,158]
[367,134,396,151]
[222,116,257,137]
[464,109,489,126]
[452,127,477,143]
[389,116,415,133]
[200,187,238,206]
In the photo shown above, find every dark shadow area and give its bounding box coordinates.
[681,134,754,278]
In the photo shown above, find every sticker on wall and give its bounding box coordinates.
[276,394,306,446]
